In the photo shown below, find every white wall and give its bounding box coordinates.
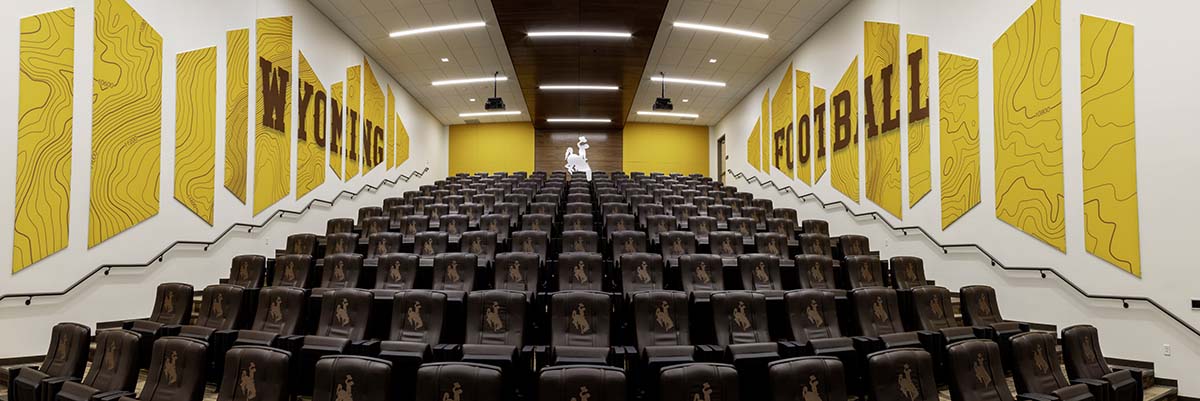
[713,0,1200,394]
[0,0,448,356]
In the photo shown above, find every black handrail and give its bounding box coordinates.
[1,167,430,305]
[726,168,1200,339]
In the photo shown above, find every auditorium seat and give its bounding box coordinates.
[564,203,592,216]
[358,206,385,226]
[414,231,449,258]
[709,291,780,398]
[562,230,600,253]
[960,285,1030,367]
[619,253,665,296]
[645,215,676,242]
[906,285,977,381]
[688,216,716,241]
[285,234,318,256]
[660,231,696,264]
[946,340,1012,401]
[708,205,732,226]
[660,363,739,401]
[440,214,469,239]
[738,254,785,300]
[848,287,922,354]
[521,213,554,234]
[610,230,648,261]
[366,232,401,261]
[547,291,614,366]
[1010,332,1095,401]
[6,322,89,401]
[432,253,478,303]
[889,256,927,290]
[55,329,141,401]
[709,231,744,259]
[326,218,353,235]
[324,232,359,255]
[558,252,605,292]
[727,217,756,239]
[234,286,306,347]
[754,232,792,267]
[445,195,466,214]
[799,233,832,257]
[460,203,484,226]
[315,253,363,291]
[772,208,799,226]
[537,365,626,401]
[866,348,939,401]
[599,202,627,216]
[563,213,594,233]
[680,254,725,301]
[377,290,448,400]
[179,284,247,375]
[768,356,847,401]
[843,255,886,289]
[414,362,504,401]
[124,282,193,365]
[297,288,375,394]
[604,214,636,239]
[494,252,540,298]
[530,202,557,217]
[361,216,389,238]
[114,337,207,401]
[460,230,497,265]
[271,255,313,288]
[836,235,870,260]
[635,204,664,230]
[1061,325,1143,401]
[461,290,528,371]
[740,206,767,231]
[426,203,450,228]
[215,346,291,401]
[766,218,796,240]
[311,355,391,401]
[673,205,698,227]
[228,255,266,288]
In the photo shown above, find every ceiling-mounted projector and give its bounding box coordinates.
[653,97,673,111]
[485,97,506,111]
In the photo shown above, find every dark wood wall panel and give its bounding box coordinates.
[534,130,623,173]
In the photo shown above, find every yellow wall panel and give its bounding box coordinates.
[253,16,292,215]
[771,63,795,177]
[89,0,162,247]
[746,119,761,171]
[362,58,384,172]
[14,8,74,272]
[396,111,409,166]
[387,86,395,169]
[623,123,709,176]
[1080,15,1140,276]
[449,122,534,175]
[813,86,828,182]
[907,34,931,207]
[939,52,981,229]
[174,46,217,225]
[993,0,1065,251]
[296,51,326,199]
[831,58,859,202]
[864,21,902,218]
[345,65,361,178]
[224,28,249,203]
[760,91,770,173]
[795,70,812,185]
[329,81,343,179]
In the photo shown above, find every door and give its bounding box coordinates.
[717,135,726,184]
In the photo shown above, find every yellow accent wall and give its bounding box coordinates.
[449,122,535,175]
[623,123,709,176]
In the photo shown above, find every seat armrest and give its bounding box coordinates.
[851,336,882,354]
[159,324,182,337]
[526,345,550,370]
[350,339,381,356]
[1071,378,1110,400]
[1116,367,1147,390]
[120,318,149,330]
[779,340,806,357]
[1018,393,1060,401]
[695,344,725,362]
[433,344,462,361]
[92,390,135,401]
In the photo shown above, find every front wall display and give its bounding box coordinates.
[253,16,292,215]
[174,46,217,224]
[864,21,902,218]
[939,52,981,229]
[831,58,859,202]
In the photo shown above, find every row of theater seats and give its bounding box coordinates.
[7,171,1146,401]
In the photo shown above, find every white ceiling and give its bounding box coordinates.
[308,0,848,127]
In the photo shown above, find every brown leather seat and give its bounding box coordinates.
[433,253,478,303]
[710,291,780,391]
[286,234,318,256]
[693,196,715,215]
[480,213,511,242]
[215,346,291,401]
[751,199,773,213]
[504,193,531,213]
[599,202,628,217]
[660,231,696,263]
[946,340,1013,401]
[849,287,921,351]
[563,213,594,232]
[440,214,469,237]
[799,233,832,257]
[538,365,626,401]
[8,323,90,401]
[794,255,843,297]
[1011,332,1095,401]
[741,206,767,230]
[460,231,497,263]
[530,202,557,217]
[727,217,756,239]
[610,230,648,260]
[564,202,592,215]
[383,196,405,212]
[768,356,847,401]
[562,230,600,253]
[179,284,247,369]
[549,291,613,365]
[493,202,522,227]
[114,337,207,401]
[297,289,375,394]
[414,231,449,257]
[837,235,870,259]
[645,215,676,242]
[388,204,415,227]
[473,195,498,214]
[229,255,266,288]
[619,253,665,296]
[754,233,791,266]
[660,363,739,401]
[378,290,448,400]
[325,232,359,255]
[782,290,855,357]
[125,283,193,365]
[317,253,364,289]
[414,362,504,401]
[802,220,828,235]
[1061,325,1141,401]
[326,218,354,235]
[680,254,725,300]
[55,330,141,401]
[688,216,716,240]
[604,214,636,239]
[908,286,975,342]
[709,231,744,258]
[494,252,540,298]
[662,196,685,214]
[445,195,467,213]
[960,285,1028,368]
[636,204,665,228]
[235,286,306,347]
[461,290,528,369]
[889,256,927,290]
[843,255,885,289]
[673,205,699,226]
[708,205,733,225]
[361,216,390,238]
[866,348,938,401]
[311,355,391,401]
[425,203,450,226]
[398,215,430,240]
[738,254,784,300]
[366,232,401,260]
[358,206,385,226]
[459,203,484,226]
[272,255,313,288]
[631,291,693,370]
[766,219,796,240]
[558,252,605,292]
[772,208,798,225]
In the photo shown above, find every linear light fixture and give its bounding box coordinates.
[673,21,768,39]
[390,21,486,38]
[650,75,725,87]
[460,111,521,117]
[637,111,699,118]
[539,85,619,91]
[527,31,631,38]
[547,118,611,123]
[433,76,508,86]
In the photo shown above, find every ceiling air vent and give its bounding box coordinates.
[465,119,481,124]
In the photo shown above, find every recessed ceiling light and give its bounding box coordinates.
[708,58,717,63]
[527,31,631,38]
[682,99,690,103]
[390,21,486,38]
[673,21,768,39]
[440,57,450,63]
[432,76,508,86]
[460,111,521,117]
[547,118,611,123]
[539,85,619,91]
[650,76,725,87]
[469,98,476,102]
[638,111,699,118]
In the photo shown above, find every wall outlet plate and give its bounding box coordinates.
[1192,299,1200,309]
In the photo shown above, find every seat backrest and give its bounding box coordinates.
[689,216,717,239]
[444,195,466,211]
[946,340,1013,401]
[530,201,557,216]
[709,231,744,257]
[425,203,450,223]
[82,329,141,391]
[550,291,612,347]
[751,198,773,212]
[680,254,725,294]
[564,202,592,215]
[839,234,870,256]
[604,213,635,238]
[768,356,847,401]
[563,213,594,232]
[1060,325,1113,380]
[388,205,414,226]
[738,254,783,292]
[795,255,837,290]
[286,233,318,256]
[459,203,484,224]
[611,230,648,257]
[521,213,554,233]
[493,202,521,226]
[959,285,1005,326]
[440,214,469,236]
[661,231,697,261]
[361,216,390,238]
[465,290,527,346]
[325,232,359,255]
[673,204,699,223]
[480,213,511,239]
[314,288,372,340]
[561,230,600,253]
[620,253,665,294]
[711,291,771,345]
[320,254,364,289]
[312,356,391,401]
[494,252,540,295]
[599,201,627,215]
[383,196,405,212]
[866,349,939,401]
[890,256,927,290]
[799,233,832,257]
[909,286,959,331]
[414,362,504,401]
[39,322,91,378]
[139,336,208,401]
[473,194,497,213]
[727,217,756,238]
[850,287,906,337]
[772,208,799,224]
[229,255,266,288]
[510,230,549,260]
[755,232,790,260]
[358,206,385,224]
[326,218,354,235]
[461,230,498,262]
[741,206,767,226]
[414,231,449,257]
[399,215,430,238]
[366,232,401,259]
[785,289,843,342]
[389,290,448,344]
[632,291,690,349]
[433,253,478,292]
[645,215,676,241]
[538,365,626,401]
[195,284,246,330]
[375,253,419,290]
[662,195,685,212]
[249,286,306,335]
[216,346,291,401]
[272,255,312,288]
[660,363,740,401]
[766,218,796,240]
[148,283,194,325]
[558,252,604,291]
[708,205,732,223]
[1011,332,1073,395]
[845,255,886,289]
